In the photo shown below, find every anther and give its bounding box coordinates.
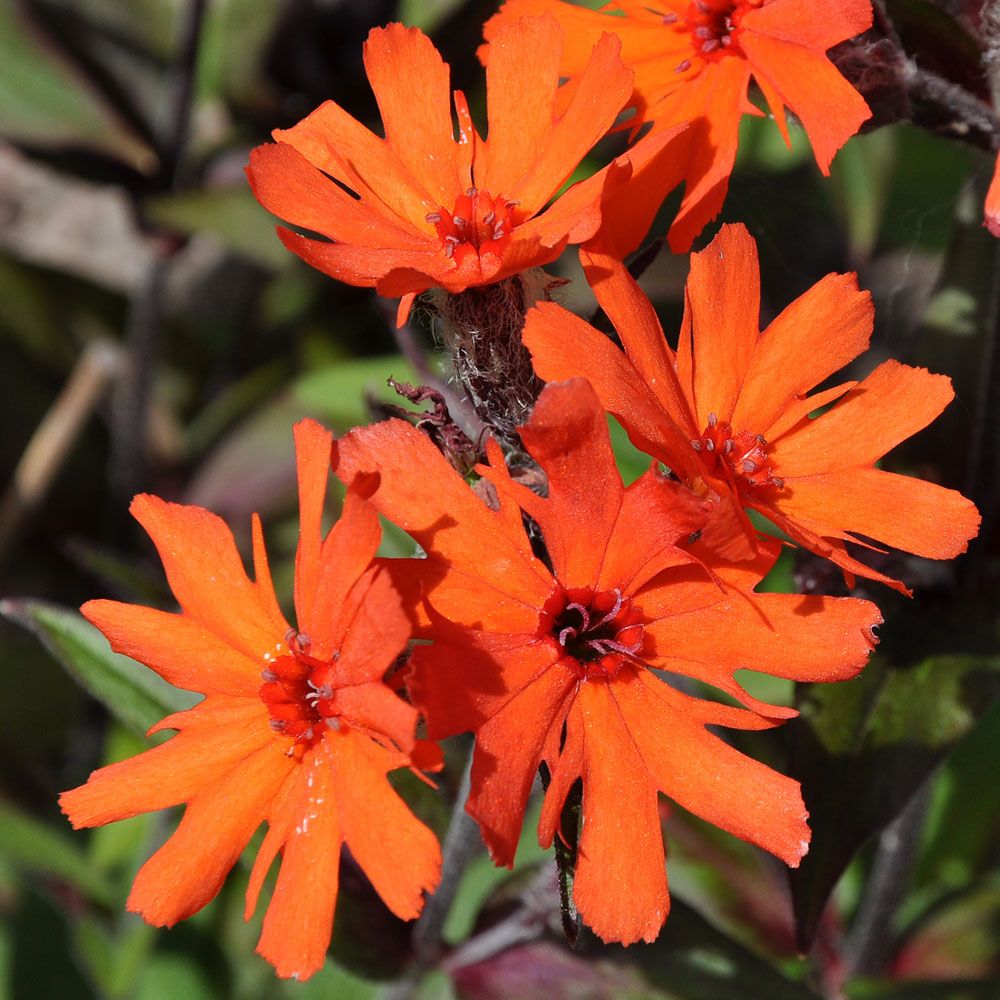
[755,434,767,446]
[425,212,441,223]
[676,59,692,72]
[723,439,734,455]
[452,215,466,226]
[708,412,718,428]
[467,187,477,197]
[662,12,679,23]
[695,26,712,38]
[691,439,703,451]
[771,477,785,489]
[483,211,495,225]
[742,459,757,473]
[261,668,277,682]
[702,38,720,51]
[705,439,715,452]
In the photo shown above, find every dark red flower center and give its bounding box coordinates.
[691,411,785,492]
[666,0,763,63]
[427,188,517,266]
[259,630,341,757]
[543,587,646,681]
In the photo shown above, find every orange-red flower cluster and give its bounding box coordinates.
[482,0,874,250]
[60,2,982,984]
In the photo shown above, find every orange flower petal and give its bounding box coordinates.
[613,670,811,868]
[730,272,873,434]
[537,697,585,850]
[645,591,880,717]
[246,143,422,248]
[517,379,625,587]
[580,251,698,436]
[275,228,439,296]
[408,627,560,741]
[468,663,576,866]
[127,740,296,927]
[291,418,332,643]
[331,566,410,686]
[130,495,281,662]
[740,32,871,174]
[745,0,873,50]
[524,300,690,469]
[255,744,342,981]
[327,730,441,920]
[572,680,669,945]
[985,151,1000,237]
[60,699,269,828]
[81,600,261,698]
[251,513,292,637]
[581,125,690,260]
[770,360,958,475]
[332,682,417,755]
[335,419,553,629]
[659,59,754,252]
[481,17,633,216]
[363,24,465,207]
[479,13,564,205]
[307,493,384,661]
[597,467,707,595]
[517,156,629,250]
[685,223,761,426]
[274,99,434,228]
[775,468,981,560]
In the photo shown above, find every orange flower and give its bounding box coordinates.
[60,420,441,982]
[247,15,681,325]
[335,378,880,944]
[986,151,1000,237]
[523,225,981,592]
[482,0,873,251]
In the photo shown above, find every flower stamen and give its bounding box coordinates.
[543,587,647,681]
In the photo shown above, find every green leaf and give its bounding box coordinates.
[628,897,819,1000]
[279,961,380,999]
[0,4,153,169]
[10,889,98,999]
[398,0,465,32]
[199,0,285,104]
[608,416,649,486]
[0,599,195,738]
[144,188,292,270]
[292,356,419,429]
[915,703,1000,895]
[788,651,1000,949]
[444,799,548,944]
[846,980,1000,1000]
[0,801,115,907]
[829,129,897,258]
[135,951,217,1000]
